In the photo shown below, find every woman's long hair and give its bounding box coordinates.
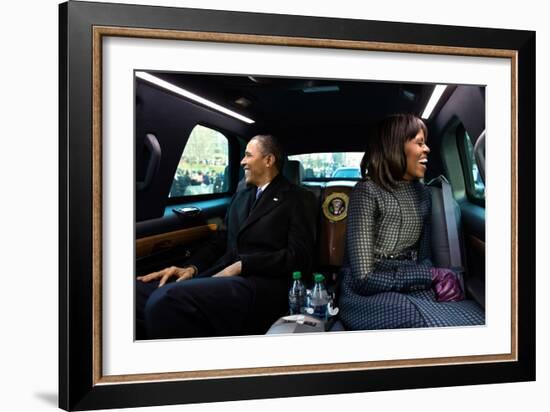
[360,114,428,192]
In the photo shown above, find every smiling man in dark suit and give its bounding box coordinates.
[136,134,316,339]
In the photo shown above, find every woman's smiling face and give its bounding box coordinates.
[403,129,430,180]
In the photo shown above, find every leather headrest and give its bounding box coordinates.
[474,130,485,183]
[283,160,304,186]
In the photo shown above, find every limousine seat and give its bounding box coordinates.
[284,160,355,286]
[429,177,485,308]
[474,130,486,182]
[430,178,465,271]
[282,159,304,186]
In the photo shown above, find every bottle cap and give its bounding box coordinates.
[292,271,302,280]
[314,273,325,282]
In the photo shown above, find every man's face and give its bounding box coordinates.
[240,139,269,186]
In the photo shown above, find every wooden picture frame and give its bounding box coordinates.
[59,1,535,410]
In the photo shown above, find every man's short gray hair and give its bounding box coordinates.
[250,134,284,172]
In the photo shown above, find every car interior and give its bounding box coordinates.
[134,70,486,333]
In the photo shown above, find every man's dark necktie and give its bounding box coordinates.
[250,187,263,212]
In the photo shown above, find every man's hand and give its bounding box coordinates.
[137,266,196,288]
[213,261,242,277]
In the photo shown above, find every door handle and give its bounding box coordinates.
[172,206,201,218]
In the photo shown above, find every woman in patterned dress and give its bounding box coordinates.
[339,114,485,330]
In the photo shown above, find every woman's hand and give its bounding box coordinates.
[137,266,196,288]
[431,268,464,302]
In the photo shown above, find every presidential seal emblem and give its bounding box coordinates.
[322,192,349,222]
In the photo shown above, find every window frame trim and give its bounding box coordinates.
[457,124,486,207]
[167,123,234,202]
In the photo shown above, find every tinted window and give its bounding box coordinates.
[169,125,229,197]
[332,167,362,178]
[289,152,363,180]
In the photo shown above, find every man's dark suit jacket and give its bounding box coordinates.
[185,173,317,332]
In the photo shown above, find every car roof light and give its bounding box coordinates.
[421,84,447,120]
[135,71,255,124]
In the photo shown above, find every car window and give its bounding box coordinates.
[288,152,363,180]
[332,167,362,178]
[169,125,229,197]
[463,130,485,200]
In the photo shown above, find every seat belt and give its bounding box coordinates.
[439,175,465,291]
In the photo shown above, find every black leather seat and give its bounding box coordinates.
[430,185,464,269]
[282,159,304,186]
[429,180,485,308]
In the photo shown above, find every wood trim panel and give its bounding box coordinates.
[136,224,218,258]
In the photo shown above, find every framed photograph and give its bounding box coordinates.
[59,1,535,410]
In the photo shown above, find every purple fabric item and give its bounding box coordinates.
[431,268,464,302]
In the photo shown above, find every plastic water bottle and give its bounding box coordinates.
[310,273,330,320]
[288,271,306,315]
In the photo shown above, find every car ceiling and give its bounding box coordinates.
[152,72,440,155]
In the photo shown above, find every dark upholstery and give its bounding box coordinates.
[429,186,464,270]
[282,159,304,186]
[429,184,485,307]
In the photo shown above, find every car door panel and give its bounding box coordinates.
[460,202,486,307]
[135,197,231,275]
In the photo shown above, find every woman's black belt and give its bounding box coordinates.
[375,250,418,261]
